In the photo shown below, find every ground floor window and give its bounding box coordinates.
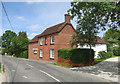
[50,49,54,59]
[40,49,43,58]
[34,50,37,54]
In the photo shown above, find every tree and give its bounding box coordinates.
[10,31,29,58]
[103,28,120,56]
[68,2,120,56]
[69,2,120,30]
[1,30,17,54]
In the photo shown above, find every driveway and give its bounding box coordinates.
[70,57,120,83]
[0,55,111,82]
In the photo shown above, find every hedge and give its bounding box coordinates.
[113,47,120,56]
[58,48,94,64]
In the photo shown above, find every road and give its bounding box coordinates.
[1,55,111,82]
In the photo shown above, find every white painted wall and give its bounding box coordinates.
[77,44,107,58]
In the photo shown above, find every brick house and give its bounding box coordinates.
[28,13,107,62]
[28,13,76,62]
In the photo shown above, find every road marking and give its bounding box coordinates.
[39,70,60,82]
[26,64,33,68]
[22,76,29,79]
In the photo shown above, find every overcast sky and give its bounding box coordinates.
[1,2,106,39]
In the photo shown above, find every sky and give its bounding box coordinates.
[1,2,106,40]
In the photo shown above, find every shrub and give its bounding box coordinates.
[14,50,28,58]
[113,47,120,56]
[98,51,112,59]
[58,48,94,64]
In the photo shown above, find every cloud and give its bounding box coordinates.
[15,16,27,21]
[28,33,38,39]
[27,1,34,4]
[27,24,44,31]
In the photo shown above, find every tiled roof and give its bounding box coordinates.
[38,22,66,38]
[97,36,106,44]
[79,36,106,44]
[29,34,39,43]
[29,22,67,44]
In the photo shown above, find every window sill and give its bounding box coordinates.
[40,57,43,58]
[40,45,43,46]
[50,58,54,60]
[50,43,54,45]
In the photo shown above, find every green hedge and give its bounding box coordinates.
[113,47,120,56]
[58,48,94,64]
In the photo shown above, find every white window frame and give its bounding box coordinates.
[40,38,43,45]
[50,49,54,59]
[34,50,37,54]
[50,36,54,44]
[40,49,43,58]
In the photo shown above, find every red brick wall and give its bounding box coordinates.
[28,42,39,60]
[58,24,76,49]
[37,33,59,62]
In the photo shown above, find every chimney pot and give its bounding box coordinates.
[65,13,70,23]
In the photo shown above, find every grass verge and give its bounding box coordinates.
[0,62,4,72]
[95,55,120,64]
[53,62,72,68]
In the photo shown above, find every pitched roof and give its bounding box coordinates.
[97,36,106,44]
[38,22,67,38]
[79,36,106,44]
[29,34,40,43]
[29,22,68,44]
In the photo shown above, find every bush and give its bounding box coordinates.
[14,50,28,58]
[113,47,120,56]
[98,51,112,59]
[58,48,94,64]
[1,50,5,55]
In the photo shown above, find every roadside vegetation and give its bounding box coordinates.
[55,48,95,68]
[0,63,1,72]
[1,30,29,58]
[95,28,120,63]
[0,63,4,72]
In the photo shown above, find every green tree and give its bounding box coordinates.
[69,2,120,30]
[1,30,17,55]
[103,28,120,56]
[10,31,29,58]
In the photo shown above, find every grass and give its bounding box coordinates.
[0,62,4,72]
[95,55,120,64]
[0,63,1,72]
[53,62,72,68]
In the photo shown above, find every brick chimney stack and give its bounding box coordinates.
[65,12,70,23]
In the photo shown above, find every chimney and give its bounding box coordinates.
[65,12,70,23]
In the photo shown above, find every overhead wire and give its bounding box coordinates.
[1,1,14,30]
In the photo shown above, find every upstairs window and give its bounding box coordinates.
[40,38,43,45]
[45,37,47,45]
[50,36,54,44]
